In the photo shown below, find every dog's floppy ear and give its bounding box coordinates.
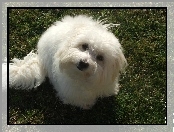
[112,48,127,82]
[117,48,127,72]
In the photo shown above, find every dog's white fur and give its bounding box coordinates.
[9,15,127,109]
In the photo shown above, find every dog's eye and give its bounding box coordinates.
[82,44,89,51]
[96,55,104,61]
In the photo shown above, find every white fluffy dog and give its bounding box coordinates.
[9,15,127,109]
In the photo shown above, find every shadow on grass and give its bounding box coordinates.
[9,78,128,125]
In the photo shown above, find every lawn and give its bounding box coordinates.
[8,8,166,124]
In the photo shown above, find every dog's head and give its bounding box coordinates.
[53,21,127,86]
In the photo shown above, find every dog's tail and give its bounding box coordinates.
[9,51,46,89]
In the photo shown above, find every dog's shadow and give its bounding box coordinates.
[9,78,125,124]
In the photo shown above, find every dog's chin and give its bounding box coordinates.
[65,66,95,82]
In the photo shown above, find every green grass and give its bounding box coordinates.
[9,8,166,124]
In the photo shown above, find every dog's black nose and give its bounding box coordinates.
[77,60,89,71]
